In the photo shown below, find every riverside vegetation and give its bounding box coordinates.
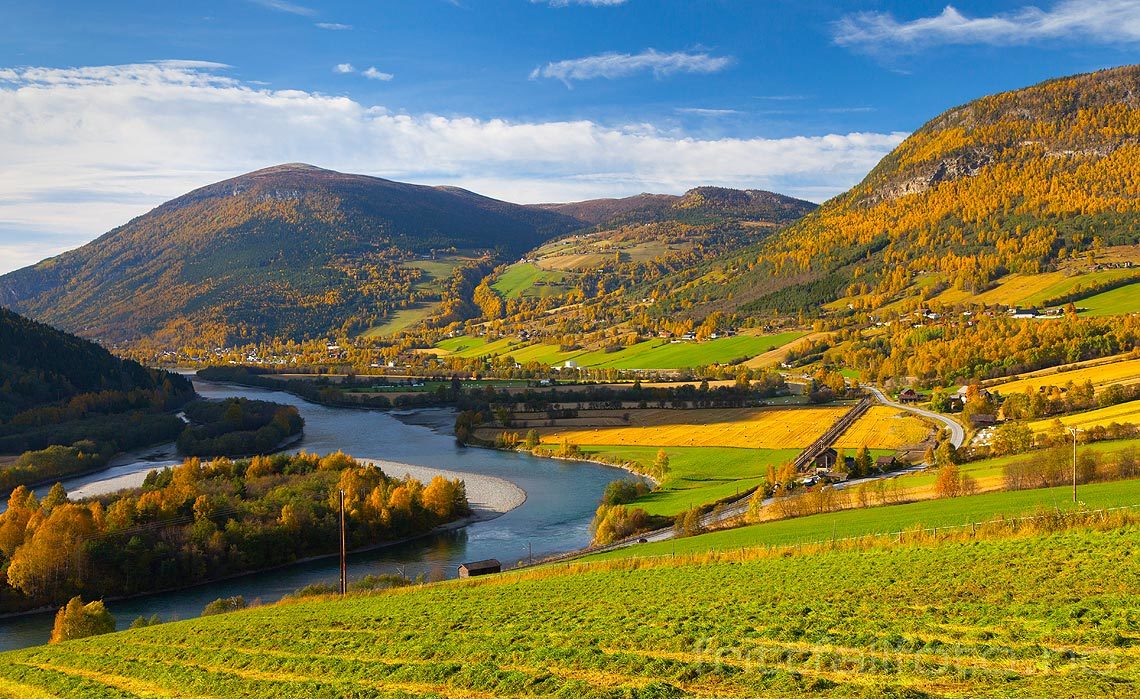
[0,451,469,614]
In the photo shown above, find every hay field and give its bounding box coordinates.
[833,406,933,450]
[1028,399,1140,433]
[535,406,847,449]
[989,356,1140,395]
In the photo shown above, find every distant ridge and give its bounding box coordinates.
[0,164,582,345]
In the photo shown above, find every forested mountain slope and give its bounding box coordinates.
[659,64,1140,318]
[0,164,581,345]
[0,308,192,462]
[534,187,816,229]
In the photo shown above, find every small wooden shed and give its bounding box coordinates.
[458,559,501,578]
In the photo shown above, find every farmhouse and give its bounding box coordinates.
[876,455,897,470]
[458,559,501,578]
[812,447,838,470]
[897,388,921,404]
[969,414,998,428]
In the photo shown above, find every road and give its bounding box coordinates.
[865,386,966,449]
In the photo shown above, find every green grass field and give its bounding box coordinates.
[580,333,806,370]
[3,520,1137,697]
[359,304,433,338]
[587,476,1140,562]
[434,331,807,370]
[1021,268,1138,306]
[1079,281,1140,316]
[492,262,567,299]
[582,445,800,516]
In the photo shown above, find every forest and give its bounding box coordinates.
[0,308,195,488]
[177,398,304,456]
[0,451,469,613]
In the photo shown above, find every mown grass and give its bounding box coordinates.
[3,515,1138,697]
[586,476,1140,562]
[579,445,800,516]
[359,304,433,338]
[578,332,807,370]
[434,331,808,370]
[1079,281,1140,316]
[492,262,567,299]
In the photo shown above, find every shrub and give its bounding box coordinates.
[202,596,249,616]
[50,596,115,643]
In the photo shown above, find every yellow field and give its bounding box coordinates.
[532,406,847,449]
[743,331,831,368]
[833,406,934,450]
[989,356,1140,395]
[1028,399,1140,433]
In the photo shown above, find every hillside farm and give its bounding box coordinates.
[529,406,848,450]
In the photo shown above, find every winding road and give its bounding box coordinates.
[865,386,966,449]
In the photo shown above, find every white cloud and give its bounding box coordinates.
[531,49,732,84]
[334,63,356,74]
[834,0,1140,52]
[362,67,395,81]
[316,22,352,30]
[534,0,628,6]
[675,108,739,117]
[0,61,906,273]
[248,0,315,16]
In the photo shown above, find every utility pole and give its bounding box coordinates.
[339,489,347,596]
[1069,428,1082,504]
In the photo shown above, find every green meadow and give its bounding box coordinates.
[2,519,1137,697]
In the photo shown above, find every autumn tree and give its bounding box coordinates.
[50,596,115,643]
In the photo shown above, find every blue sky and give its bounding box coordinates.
[1,0,1138,272]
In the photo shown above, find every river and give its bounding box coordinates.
[0,379,619,651]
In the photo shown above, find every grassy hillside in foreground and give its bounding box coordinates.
[587,476,1140,562]
[3,520,1138,697]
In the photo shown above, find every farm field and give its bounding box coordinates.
[865,437,1140,499]
[1021,268,1138,306]
[432,330,808,370]
[358,303,432,338]
[987,355,1140,394]
[491,262,567,299]
[534,406,847,450]
[581,332,806,370]
[1027,400,1140,433]
[579,445,799,516]
[1079,281,1140,316]
[4,521,1139,697]
[833,406,932,450]
[588,475,1140,562]
[743,331,829,368]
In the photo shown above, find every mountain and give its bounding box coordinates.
[534,187,816,228]
[659,64,1140,317]
[0,307,189,423]
[0,307,192,460]
[0,164,582,345]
